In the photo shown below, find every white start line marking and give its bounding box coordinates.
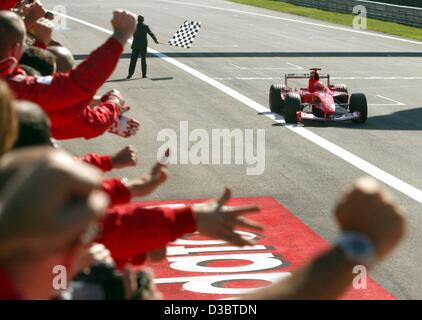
[224,62,304,70]
[54,11,422,204]
[370,95,406,106]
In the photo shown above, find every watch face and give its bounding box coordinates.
[351,238,368,255]
[339,233,376,265]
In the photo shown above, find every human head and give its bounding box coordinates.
[47,46,75,73]
[0,79,18,157]
[137,15,144,23]
[20,46,56,76]
[0,147,107,299]
[12,100,53,150]
[0,11,26,60]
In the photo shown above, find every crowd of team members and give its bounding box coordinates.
[0,0,407,300]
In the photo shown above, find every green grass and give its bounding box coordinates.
[228,0,422,41]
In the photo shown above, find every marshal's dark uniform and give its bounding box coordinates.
[127,16,158,79]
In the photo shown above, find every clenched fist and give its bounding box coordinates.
[335,177,406,260]
[111,145,138,169]
[111,10,137,46]
[33,17,54,46]
[23,1,46,30]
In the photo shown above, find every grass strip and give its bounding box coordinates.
[229,0,422,41]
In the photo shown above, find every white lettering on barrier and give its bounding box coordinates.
[167,253,283,273]
[154,273,291,295]
[167,245,267,256]
[171,230,257,246]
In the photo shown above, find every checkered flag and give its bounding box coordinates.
[168,20,201,49]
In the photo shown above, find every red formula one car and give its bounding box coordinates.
[269,68,368,124]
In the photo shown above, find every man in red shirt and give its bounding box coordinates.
[0,148,406,300]
[0,147,108,299]
[17,43,140,140]
[0,10,140,139]
[10,99,263,269]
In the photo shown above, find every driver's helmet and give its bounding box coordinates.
[312,71,320,81]
[313,81,325,92]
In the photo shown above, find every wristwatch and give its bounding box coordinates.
[337,232,376,267]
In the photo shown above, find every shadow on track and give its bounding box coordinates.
[150,77,174,81]
[295,107,422,131]
[106,77,142,83]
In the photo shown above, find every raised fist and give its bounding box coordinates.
[335,177,406,260]
[33,17,54,46]
[24,1,47,30]
[111,145,138,169]
[111,10,137,46]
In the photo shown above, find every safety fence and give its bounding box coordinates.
[278,0,422,28]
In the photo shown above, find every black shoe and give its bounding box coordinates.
[142,75,148,79]
[126,75,132,79]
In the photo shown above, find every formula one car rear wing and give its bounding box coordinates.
[285,73,330,87]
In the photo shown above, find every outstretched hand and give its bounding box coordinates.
[124,160,168,198]
[193,188,262,247]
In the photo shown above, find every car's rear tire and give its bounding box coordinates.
[349,93,368,124]
[284,93,302,124]
[333,84,348,93]
[269,84,286,114]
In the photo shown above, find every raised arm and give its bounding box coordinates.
[246,177,405,300]
[8,10,137,112]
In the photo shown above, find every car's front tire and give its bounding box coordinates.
[269,84,286,114]
[284,93,302,124]
[349,93,368,124]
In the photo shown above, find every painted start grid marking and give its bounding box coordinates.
[223,62,304,70]
[53,11,422,204]
[142,197,395,300]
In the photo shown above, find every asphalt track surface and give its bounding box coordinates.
[43,0,422,299]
